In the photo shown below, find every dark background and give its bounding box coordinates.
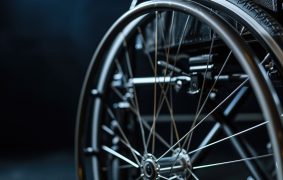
[0,0,129,179]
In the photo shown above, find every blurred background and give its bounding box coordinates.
[0,0,129,179]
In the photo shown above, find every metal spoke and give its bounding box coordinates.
[187,168,199,180]
[111,86,126,101]
[217,111,270,179]
[157,78,249,161]
[134,28,183,148]
[151,11,176,154]
[189,121,269,155]
[167,175,179,180]
[146,79,181,145]
[102,125,142,158]
[112,58,142,113]
[102,145,139,168]
[164,11,175,74]
[186,53,271,156]
[169,175,178,180]
[190,51,270,153]
[191,122,221,164]
[129,105,172,150]
[163,11,176,149]
[157,15,191,145]
[159,175,169,180]
[147,15,191,148]
[158,51,270,165]
[155,14,191,114]
[154,14,190,115]
[122,37,148,153]
[193,154,273,170]
[145,11,181,152]
[114,58,128,84]
[185,31,216,151]
[186,42,270,153]
[147,86,181,146]
[157,11,175,54]
[136,15,191,150]
[135,174,144,180]
[151,11,159,154]
[170,86,174,146]
[184,27,245,151]
[175,15,190,60]
[111,81,141,117]
[106,107,141,164]
[260,53,271,65]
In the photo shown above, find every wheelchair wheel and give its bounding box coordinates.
[76,0,283,179]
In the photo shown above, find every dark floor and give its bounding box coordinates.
[0,150,76,180]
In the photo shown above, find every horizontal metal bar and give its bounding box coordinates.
[190,64,213,71]
[128,76,191,85]
[215,74,248,81]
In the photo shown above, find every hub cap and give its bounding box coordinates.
[141,149,192,179]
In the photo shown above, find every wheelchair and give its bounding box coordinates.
[75,0,283,179]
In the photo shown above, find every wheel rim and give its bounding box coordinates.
[76,1,283,179]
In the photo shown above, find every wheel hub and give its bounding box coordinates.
[141,149,192,179]
[144,159,158,178]
[141,154,159,179]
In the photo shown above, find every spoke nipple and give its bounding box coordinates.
[91,89,102,98]
[84,147,99,156]
[112,136,119,144]
[266,142,272,153]
[209,92,217,100]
